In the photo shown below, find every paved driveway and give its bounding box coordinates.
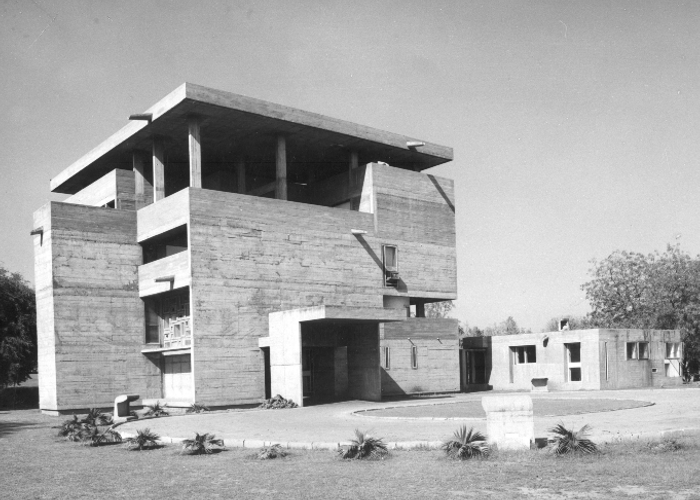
[118,387,700,446]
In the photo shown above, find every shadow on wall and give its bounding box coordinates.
[381,368,407,397]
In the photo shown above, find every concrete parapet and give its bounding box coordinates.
[482,394,534,450]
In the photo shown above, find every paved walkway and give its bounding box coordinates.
[118,387,700,448]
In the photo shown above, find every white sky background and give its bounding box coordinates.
[1,0,699,332]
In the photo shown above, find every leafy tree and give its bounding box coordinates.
[544,316,595,332]
[483,316,531,336]
[0,266,37,389]
[424,300,454,318]
[581,245,700,376]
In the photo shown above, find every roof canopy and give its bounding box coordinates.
[51,83,453,194]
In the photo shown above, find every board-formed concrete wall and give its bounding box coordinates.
[485,330,602,391]
[188,163,458,406]
[33,202,161,412]
[466,328,684,392]
[598,329,682,389]
[381,318,460,396]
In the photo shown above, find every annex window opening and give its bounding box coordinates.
[665,342,682,377]
[565,342,582,382]
[512,345,536,364]
[627,341,649,360]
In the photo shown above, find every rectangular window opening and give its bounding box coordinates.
[382,346,390,370]
[627,341,649,360]
[383,244,399,287]
[565,343,582,383]
[411,345,418,369]
[511,345,537,364]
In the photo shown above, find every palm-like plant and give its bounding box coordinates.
[186,403,210,414]
[182,432,225,455]
[57,415,83,438]
[82,408,113,426]
[442,426,490,460]
[338,429,388,460]
[79,426,123,447]
[257,444,288,460]
[124,428,161,451]
[548,423,599,455]
[143,401,169,417]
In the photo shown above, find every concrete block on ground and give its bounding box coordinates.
[482,394,534,450]
[114,394,140,418]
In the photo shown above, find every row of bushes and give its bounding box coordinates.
[56,408,601,460]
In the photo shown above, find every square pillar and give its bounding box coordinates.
[152,138,165,202]
[188,116,202,189]
[276,135,287,200]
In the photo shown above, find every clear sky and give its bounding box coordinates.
[2,0,699,331]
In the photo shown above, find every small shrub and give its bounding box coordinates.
[338,429,388,460]
[646,438,684,453]
[83,408,113,426]
[187,403,210,414]
[124,428,161,451]
[143,401,169,417]
[257,444,288,460]
[442,426,490,460]
[57,415,83,438]
[258,394,298,409]
[182,432,225,455]
[548,423,599,455]
[79,426,122,447]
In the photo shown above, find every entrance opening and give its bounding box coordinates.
[300,321,379,406]
[162,353,193,403]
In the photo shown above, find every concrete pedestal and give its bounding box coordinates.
[482,394,534,450]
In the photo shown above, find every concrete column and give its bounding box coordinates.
[236,158,246,194]
[349,149,359,190]
[188,116,202,189]
[152,138,165,202]
[276,135,287,200]
[133,151,147,197]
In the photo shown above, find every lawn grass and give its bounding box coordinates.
[2,410,700,500]
[367,398,651,419]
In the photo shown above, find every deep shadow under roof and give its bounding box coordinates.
[51,83,454,194]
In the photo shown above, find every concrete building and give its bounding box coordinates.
[461,329,683,392]
[32,83,460,414]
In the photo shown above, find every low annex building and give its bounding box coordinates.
[32,83,460,414]
[461,329,683,392]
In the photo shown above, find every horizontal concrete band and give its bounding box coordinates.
[117,427,700,449]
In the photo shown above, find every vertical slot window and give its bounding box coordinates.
[411,345,418,369]
[145,301,160,344]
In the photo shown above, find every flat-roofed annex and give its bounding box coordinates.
[51,83,454,194]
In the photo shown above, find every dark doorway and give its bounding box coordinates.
[462,349,486,387]
[261,347,271,400]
